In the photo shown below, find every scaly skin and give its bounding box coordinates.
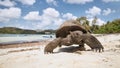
[44,35,74,54]
[82,34,104,52]
[44,36,85,54]
[70,31,104,52]
[44,38,61,54]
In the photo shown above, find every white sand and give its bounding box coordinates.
[0,34,120,68]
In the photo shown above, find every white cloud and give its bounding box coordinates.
[23,11,41,20]
[46,0,57,6]
[0,0,36,7]
[96,18,106,25]
[23,8,63,29]
[0,7,21,22]
[63,0,93,4]
[86,6,116,17]
[0,7,21,18]
[43,8,60,18]
[0,17,9,22]
[17,0,36,5]
[85,6,101,16]
[23,8,60,20]
[0,0,16,7]
[23,7,77,29]
[102,0,120,3]
[53,18,64,26]
[38,8,62,29]
[62,13,77,20]
[87,18,106,26]
[34,18,64,29]
[103,8,115,16]
[41,8,77,29]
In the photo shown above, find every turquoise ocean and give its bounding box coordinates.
[0,34,55,44]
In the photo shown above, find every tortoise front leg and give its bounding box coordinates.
[44,38,61,54]
[78,41,86,51]
[83,34,104,52]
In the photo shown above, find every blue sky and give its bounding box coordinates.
[0,0,120,30]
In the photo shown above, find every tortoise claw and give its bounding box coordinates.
[92,47,104,53]
[44,51,53,54]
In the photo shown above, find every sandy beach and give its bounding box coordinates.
[0,34,120,68]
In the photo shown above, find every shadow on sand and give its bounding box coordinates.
[55,46,92,54]
[58,46,82,53]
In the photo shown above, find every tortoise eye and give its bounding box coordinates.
[75,33,79,36]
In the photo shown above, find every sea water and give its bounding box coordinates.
[0,34,55,44]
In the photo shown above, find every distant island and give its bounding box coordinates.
[0,27,56,34]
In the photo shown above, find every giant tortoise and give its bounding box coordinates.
[44,20,104,54]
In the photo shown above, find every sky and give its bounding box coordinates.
[0,0,120,30]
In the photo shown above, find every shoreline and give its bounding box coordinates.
[0,40,50,49]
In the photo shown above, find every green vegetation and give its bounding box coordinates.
[0,27,37,34]
[76,17,120,34]
[94,19,120,34]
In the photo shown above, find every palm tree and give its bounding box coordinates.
[76,16,92,33]
[92,16,97,32]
